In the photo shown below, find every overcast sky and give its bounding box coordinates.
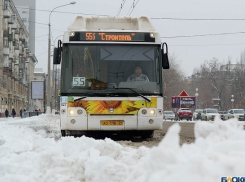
[35,0,245,76]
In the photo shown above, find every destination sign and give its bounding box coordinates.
[69,32,155,42]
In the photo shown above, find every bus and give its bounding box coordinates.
[53,16,169,138]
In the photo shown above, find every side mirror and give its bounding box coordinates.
[162,42,170,69]
[53,40,62,64]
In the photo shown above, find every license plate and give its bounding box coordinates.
[101,120,124,126]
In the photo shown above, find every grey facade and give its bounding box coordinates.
[12,0,36,54]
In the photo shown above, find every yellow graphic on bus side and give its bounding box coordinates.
[67,97,157,114]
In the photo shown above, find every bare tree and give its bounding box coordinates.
[162,55,185,110]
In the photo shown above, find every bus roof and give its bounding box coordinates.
[63,16,162,44]
[68,16,156,31]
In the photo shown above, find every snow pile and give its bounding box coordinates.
[0,116,245,182]
[127,118,245,182]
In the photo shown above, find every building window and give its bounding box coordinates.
[4,0,9,10]
[22,18,27,23]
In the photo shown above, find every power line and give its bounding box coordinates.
[116,0,127,16]
[35,25,65,32]
[0,14,48,25]
[13,6,109,16]
[127,0,140,16]
[151,17,245,21]
[4,5,245,21]
[169,43,245,47]
[28,20,48,25]
[161,31,245,38]
[36,51,48,57]
[30,34,48,38]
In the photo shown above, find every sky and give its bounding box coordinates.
[34,0,245,76]
[0,115,245,181]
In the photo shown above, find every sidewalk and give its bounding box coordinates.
[0,117,22,122]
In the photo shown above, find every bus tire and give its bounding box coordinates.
[61,130,66,137]
[141,130,154,139]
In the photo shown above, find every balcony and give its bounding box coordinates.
[9,33,13,41]
[8,17,14,24]
[11,22,17,29]
[3,9,10,18]
[14,43,19,50]
[3,30,9,37]
[15,29,19,34]
[19,63,24,69]
[3,47,9,55]
[19,48,24,55]
[9,51,13,59]
[19,78,26,85]
[24,42,28,48]
[13,55,18,63]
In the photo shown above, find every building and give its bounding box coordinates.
[0,0,36,116]
[12,0,36,54]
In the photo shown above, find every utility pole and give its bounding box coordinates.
[46,2,76,114]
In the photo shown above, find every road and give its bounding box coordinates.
[7,117,240,149]
[117,121,196,148]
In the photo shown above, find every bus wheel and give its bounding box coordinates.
[141,131,154,139]
[61,130,66,137]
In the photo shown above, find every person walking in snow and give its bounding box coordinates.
[12,108,16,118]
[20,108,23,118]
[5,109,9,118]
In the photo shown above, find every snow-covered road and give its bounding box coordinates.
[0,115,245,182]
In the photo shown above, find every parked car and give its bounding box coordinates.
[193,109,203,120]
[201,108,220,121]
[175,108,193,121]
[163,111,175,121]
[218,111,228,120]
[224,109,244,121]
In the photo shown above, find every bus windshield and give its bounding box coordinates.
[61,44,162,96]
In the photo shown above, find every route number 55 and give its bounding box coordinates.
[73,77,85,86]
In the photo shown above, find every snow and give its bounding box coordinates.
[0,115,245,182]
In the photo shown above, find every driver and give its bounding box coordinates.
[127,67,149,82]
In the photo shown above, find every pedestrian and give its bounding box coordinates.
[38,108,41,112]
[20,108,23,118]
[12,108,16,118]
[24,108,26,112]
[5,109,9,118]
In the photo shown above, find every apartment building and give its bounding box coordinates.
[0,0,37,116]
[12,0,36,54]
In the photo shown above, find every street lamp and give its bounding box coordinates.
[195,88,199,109]
[231,95,234,109]
[46,2,76,114]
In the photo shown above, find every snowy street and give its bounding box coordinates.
[0,115,245,182]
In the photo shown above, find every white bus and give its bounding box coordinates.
[53,16,169,138]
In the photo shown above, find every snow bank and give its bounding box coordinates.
[0,115,245,182]
[126,118,245,182]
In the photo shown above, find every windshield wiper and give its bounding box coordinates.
[113,87,151,102]
[74,96,87,102]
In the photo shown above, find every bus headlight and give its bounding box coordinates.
[77,109,83,115]
[150,33,155,38]
[149,119,154,124]
[70,31,75,37]
[70,119,76,124]
[149,109,155,115]
[142,109,147,115]
[69,109,75,115]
